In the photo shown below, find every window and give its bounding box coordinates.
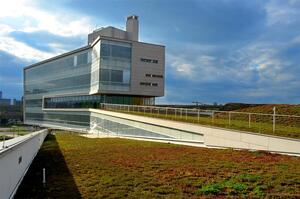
[152,74,163,78]
[123,70,130,84]
[101,44,110,57]
[111,70,123,83]
[112,45,131,59]
[100,69,129,84]
[73,56,77,66]
[140,58,152,63]
[100,69,110,82]
[61,57,74,67]
[99,40,132,91]
[140,82,151,86]
[140,58,158,64]
[77,53,88,65]
[101,42,131,59]
[145,74,163,78]
[140,82,158,87]
[25,99,42,107]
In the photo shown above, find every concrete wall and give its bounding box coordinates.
[88,15,139,44]
[130,42,165,97]
[0,129,48,199]
[88,27,127,44]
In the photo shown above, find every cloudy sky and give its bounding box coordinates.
[0,0,300,104]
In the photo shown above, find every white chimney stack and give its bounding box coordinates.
[126,15,139,41]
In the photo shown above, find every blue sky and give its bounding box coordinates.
[0,0,300,104]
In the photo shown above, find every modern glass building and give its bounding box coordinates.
[24,16,165,129]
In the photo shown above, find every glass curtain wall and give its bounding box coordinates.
[43,111,90,128]
[99,40,131,91]
[44,95,155,109]
[25,49,92,96]
[24,49,92,123]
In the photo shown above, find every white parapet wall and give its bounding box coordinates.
[0,129,48,199]
[90,109,300,156]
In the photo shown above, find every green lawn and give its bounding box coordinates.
[0,135,13,140]
[15,132,300,198]
[104,109,300,139]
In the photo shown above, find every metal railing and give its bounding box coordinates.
[99,103,300,139]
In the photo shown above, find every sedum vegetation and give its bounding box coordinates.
[16,132,300,198]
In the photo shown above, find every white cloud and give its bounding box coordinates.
[0,0,93,37]
[0,0,95,61]
[0,36,55,61]
[167,36,297,92]
[266,0,300,26]
[169,57,193,76]
[0,24,14,35]
[167,51,228,83]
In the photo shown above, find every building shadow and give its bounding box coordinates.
[14,133,82,199]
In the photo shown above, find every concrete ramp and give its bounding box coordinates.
[90,109,300,156]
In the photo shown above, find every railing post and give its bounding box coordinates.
[43,168,46,187]
[273,107,276,134]
[2,135,5,148]
[166,107,168,118]
[211,111,214,123]
[229,112,231,126]
[175,108,177,119]
[186,109,188,120]
[248,113,251,128]
[198,110,200,123]
[259,114,262,134]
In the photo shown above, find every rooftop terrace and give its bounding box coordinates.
[15,132,300,198]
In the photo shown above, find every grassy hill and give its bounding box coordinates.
[216,104,300,138]
[237,104,300,115]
